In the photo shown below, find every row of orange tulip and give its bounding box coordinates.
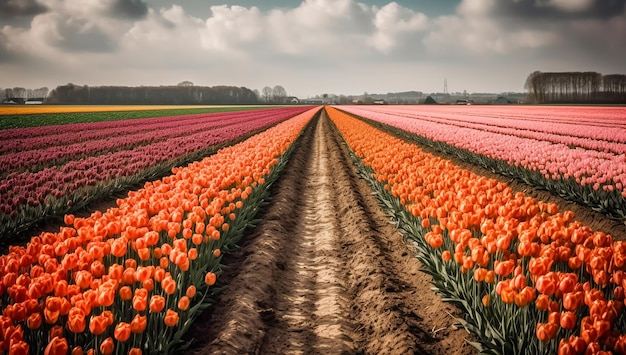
[0,107,319,354]
[326,106,625,355]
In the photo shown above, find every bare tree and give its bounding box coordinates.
[262,86,272,104]
[525,71,625,104]
[272,85,287,104]
[12,87,26,99]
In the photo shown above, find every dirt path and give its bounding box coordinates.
[185,111,476,354]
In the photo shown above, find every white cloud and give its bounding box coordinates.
[423,0,557,55]
[0,0,623,97]
[368,2,428,52]
[265,0,374,56]
[200,5,262,53]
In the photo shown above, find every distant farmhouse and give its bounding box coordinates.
[301,98,326,105]
[423,95,438,105]
[284,96,299,104]
[2,97,26,104]
[495,96,512,104]
[2,97,44,104]
[25,98,45,104]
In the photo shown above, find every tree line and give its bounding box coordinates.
[524,71,626,104]
[0,82,297,105]
[43,83,261,105]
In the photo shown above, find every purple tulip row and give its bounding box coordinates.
[339,105,626,199]
[0,106,312,237]
[0,107,298,153]
[0,108,273,141]
[1,108,304,173]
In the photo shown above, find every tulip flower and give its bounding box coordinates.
[164,309,179,327]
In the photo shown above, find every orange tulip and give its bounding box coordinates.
[205,272,217,286]
[559,311,577,330]
[484,270,495,284]
[119,286,132,301]
[143,279,154,292]
[137,248,151,261]
[188,248,198,261]
[44,308,60,324]
[441,250,451,262]
[122,268,136,285]
[100,337,114,355]
[482,294,490,307]
[125,258,137,270]
[192,233,203,246]
[111,237,128,258]
[494,260,515,277]
[114,322,131,342]
[89,314,108,335]
[161,276,176,295]
[514,287,535,308]
[164,309,179,327]
[135,266,152,283]
[132,291,147,312]
[186,285,196,298]
[44,336,68,355]
[97,287,116,308]
[536,274,557,296]
[563,291,584,311]
[536,323,558,342]
[27,312,42,330]
[74,270,92,289]
[473,268,487,282]
[67,307,86,333]
[108,263,124,280]
[535,294,550,311]
[53,280,68,297]
[130,314,147,334]
[178,296,190,311]
[64,214,75,225]
[149,295,166,313]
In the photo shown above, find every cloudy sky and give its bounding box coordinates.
[1,0,625,98]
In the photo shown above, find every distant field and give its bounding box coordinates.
[0,105,269,129]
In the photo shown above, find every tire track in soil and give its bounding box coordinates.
[184,110,476,354]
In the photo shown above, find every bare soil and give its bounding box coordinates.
[184,111,476,354]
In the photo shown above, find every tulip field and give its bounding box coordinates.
[0,105,320,354]
[1,104,625,354]
[0,106,312,242]
[327,106,626,354]
[339,105,626,223]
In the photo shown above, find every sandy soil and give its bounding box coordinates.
[184,111,476,354]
